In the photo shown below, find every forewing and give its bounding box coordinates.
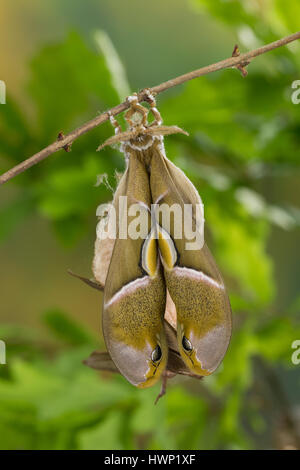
[103,152,168,388]
[150,145,232,376]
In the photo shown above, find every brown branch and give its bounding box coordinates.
[1,31,300,185]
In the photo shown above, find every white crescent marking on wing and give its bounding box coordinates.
[105,276,151,308]
[172,266,224,290]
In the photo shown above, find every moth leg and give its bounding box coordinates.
[125,93,148,128]
[143,88,163,126]
[67,269,104,291]
[154,370,174,404]
[107,110,122,135]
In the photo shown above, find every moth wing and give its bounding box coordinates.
[92,170,128,286]
[84,325,202,380]
[83,351,119,373]
[103,153,168,388]
[164,156,203,209]
[150,146,232,376]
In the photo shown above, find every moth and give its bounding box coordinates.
[70,269,205,403]
[90,91,232,392]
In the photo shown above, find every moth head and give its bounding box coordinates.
[177,322,214,377]
[105,329,168,388]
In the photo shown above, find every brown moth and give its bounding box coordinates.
[86,91,232,393]
[69,268,203,402]
[70,249,204,402]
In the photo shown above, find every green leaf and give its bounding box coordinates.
[0,196,33,242]
[78,412,124,450]
[93,30,131,101]
[43,309,94,346]
[28,31,121,140]
[208,203,275,307]
[255,316,300,362]
[36,154,112,220]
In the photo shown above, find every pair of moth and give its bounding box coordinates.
[87,91,232,394]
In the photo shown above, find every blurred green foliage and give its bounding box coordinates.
[0,0,299,450]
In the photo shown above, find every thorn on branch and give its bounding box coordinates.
[232,44,240,57]
[232,44,250,77]
[57,132,72,152]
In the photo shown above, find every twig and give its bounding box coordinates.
[1,31,299,185]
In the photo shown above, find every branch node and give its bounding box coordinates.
[57,132,71,152]
[232,44,250,77]
[237,62,250,77]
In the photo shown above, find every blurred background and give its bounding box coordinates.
[0,0,299,450]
